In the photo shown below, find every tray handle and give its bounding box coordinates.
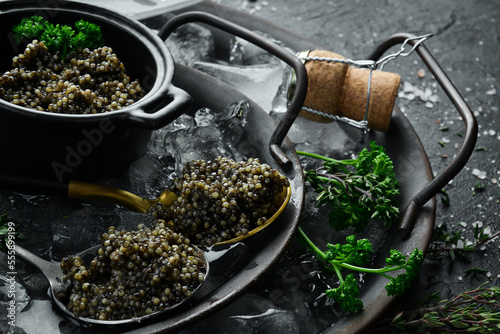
[367,33,478,236]
[157,11,308,169]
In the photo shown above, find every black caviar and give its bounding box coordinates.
[149,156,290,246]
[0,40,144,114]
[57,221,206,321]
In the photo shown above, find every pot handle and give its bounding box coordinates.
[158,11,308,169]
[126,84,192,129]
[367,33,478,236]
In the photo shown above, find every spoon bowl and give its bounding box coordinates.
[13,242,211,327]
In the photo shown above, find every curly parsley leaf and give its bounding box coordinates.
[12,16,105,59]
[298,229,423,313]
[12,16,48,43]
[72,19,105,50]
[297,141,400,232]
[326,273,363,314]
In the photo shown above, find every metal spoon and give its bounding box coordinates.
[13,241,249,328]
[0,171,291,245]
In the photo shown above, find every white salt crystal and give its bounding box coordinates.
[406,93,416,101]
[429,95,439,103]
[472,168,487,179]
[403,81,414,92]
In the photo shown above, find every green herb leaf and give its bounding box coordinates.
[373,283,500,333]
[73,19,105,50]
[325,273,363,313]
[297,142,400,232]
[12,16,105,59]
[12,16,48,42]
[465,267,489,280]
[296,143,417,313]
[298,228,423,313]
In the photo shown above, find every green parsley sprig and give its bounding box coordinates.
[298,230,424,313]
[12,16,105,59]
[296,142,422,313]
[297,141,400,232]
[12,15,47,42]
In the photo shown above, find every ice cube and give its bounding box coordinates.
[194,108,217,127]
[163,100,251,174]
[163,113,196,133]
[16,300,63,334]
[230,35,286,66]
[127,154,176,198]
[0,274,30,313]
[284,116,357,157]
[192,61,284,112]
[215,100,249,147]
[166,23,214,67]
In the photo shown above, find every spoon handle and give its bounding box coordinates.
[67,180,151,213]
[12,244,63,285]
[0,171,69,195]
[0,171,150,213]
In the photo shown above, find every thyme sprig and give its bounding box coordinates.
[373,283,500,333]
[427,222,500,261]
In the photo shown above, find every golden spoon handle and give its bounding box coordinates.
[68,180,150,213]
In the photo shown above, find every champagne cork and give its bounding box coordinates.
[298,50,401,132]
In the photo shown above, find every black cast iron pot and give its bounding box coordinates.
[0,0,191,182]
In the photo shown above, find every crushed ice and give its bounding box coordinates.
[165,21,288,113]
[16,300,63,334]
[0,274,30,313]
